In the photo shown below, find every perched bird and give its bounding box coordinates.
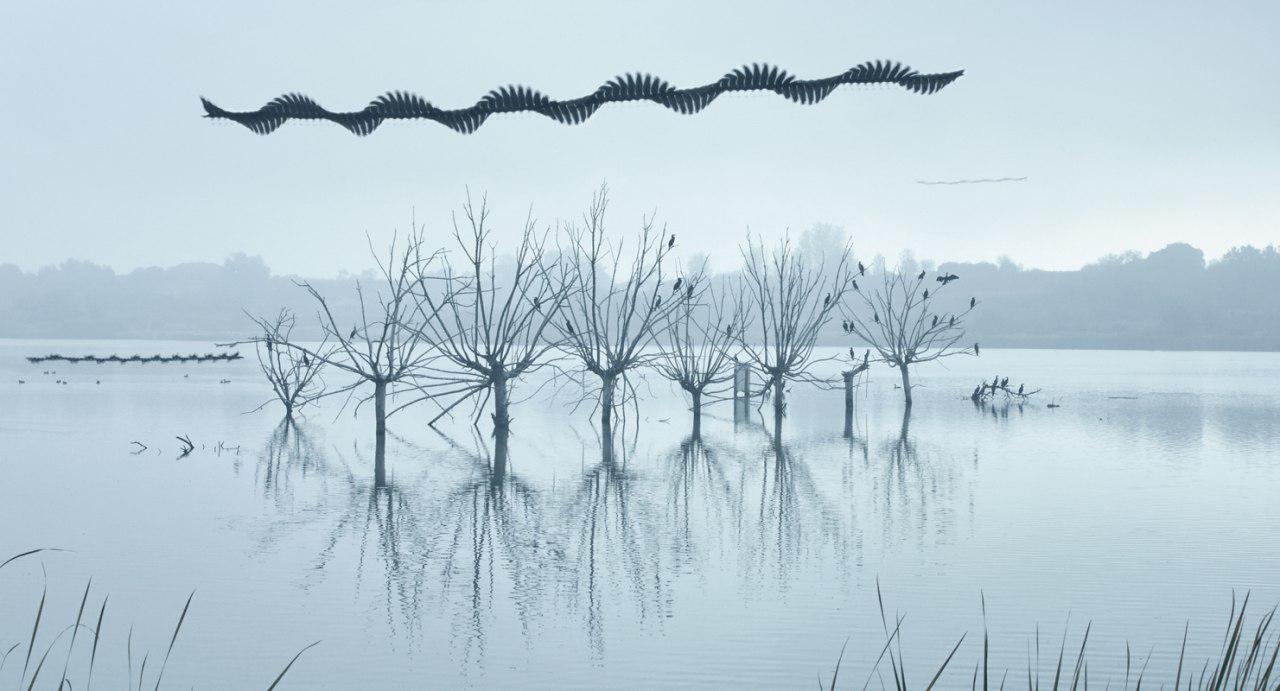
[668,235,676,249]
[863,350,869,365]
[724,324,733,337]
[823,293,831,307]
[533,296,542,312]
[851,279,859,292]
[301,354,310,367]
[873,312,880,323]
[654,295,663,308]
[1001,376,1009,388]
[686,283,695,299]
[849,347,856,360]
[949,316,956,327]
[970,297,976,309]
[974,342,980,355]
[931,315,938,328]
[1018,383,1024,395]
[923,289,929,300]
[841,320,849,332]
[917,270,926,280]
[565,320,575,335]
[348,326,357,340]
[265,340,273,352]
[858,261,866,276]
[672,277,683,292]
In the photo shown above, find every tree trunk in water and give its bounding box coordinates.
[492,372,511,433]
[492,427,509,484]
[843,371,856,438]
[374,380,387,487]
[772,374,785,441]
[600,373,616,463]
[691,389,702,439]
[899,364,912,408]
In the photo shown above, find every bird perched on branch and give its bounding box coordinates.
[931,315,938,327]
[348,326,357,340]
[873,312,880,323]
[970,297,976,309]
[672,277,683,293]
[1018,383,1024,395]
[686,283,695,299]
[564,320,575,335]
[533,296,542,312]
[917,270,926,280]
[949,316,956,327]
[668,235,676,249]
[851,279,859,292]
[858,261,866,276]
[923,289,929,300]
[974,343,980,355]
[823,293,831,307]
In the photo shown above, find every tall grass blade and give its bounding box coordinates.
[20,580,47,689]
[59,579,92,689]
[924,633,967,691]
[266,640,320,691]
[87,596,108,691]
[152,590,194,691]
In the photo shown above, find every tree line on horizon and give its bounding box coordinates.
[2,228,1278,351]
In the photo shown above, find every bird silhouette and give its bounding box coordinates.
[686,283,695,299]
[923,289,929,300]
[863,350,869,365]
[565,320,575,335]
[725,324,733,337]
[858,261,866,276]
[937,273,959,285]
[849,347,856,360]
[917,270,926,280]
[949,316,956,327]
[851,279,859,292]
[265,340,273,352]
[1001,376,1009,388]
[823,293,831,307]
[931,315,938,327]
[1018,383,1024,395]
[970,297,976,309]
[348,326,357,340]
[655,295,663,308]
[301,354,310,367]
[873,312,880,323]
[668,235,676,249]
[974,342,980,356]
[533,296,542,312]
[672,277,683,292]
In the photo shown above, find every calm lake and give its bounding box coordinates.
[2,340,1279,688]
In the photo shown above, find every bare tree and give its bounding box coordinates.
[556,185,683,457]
[410,193,571,467]
[251,230,454,484]
[735,235,853,427]
[248,309,327,419]
[842,267,978,407]
[653,272,742,438]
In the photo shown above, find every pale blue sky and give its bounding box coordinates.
[1,1,1276,276]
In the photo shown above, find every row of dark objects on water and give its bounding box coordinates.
[25,352,242,364]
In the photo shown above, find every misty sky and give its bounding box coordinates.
[2,1,1276,277]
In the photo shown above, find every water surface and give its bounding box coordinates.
[2,341,1278,688]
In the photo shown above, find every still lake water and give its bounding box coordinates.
[2,340,1278,688]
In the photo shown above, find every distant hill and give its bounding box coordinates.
[2,243,1277,351]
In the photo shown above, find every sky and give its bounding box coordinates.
[1,1,1277,277]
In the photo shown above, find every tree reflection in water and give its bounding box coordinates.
[243,403,975,673]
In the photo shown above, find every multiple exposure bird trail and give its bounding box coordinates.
[916,177,1028,185]
[200,60,963,136]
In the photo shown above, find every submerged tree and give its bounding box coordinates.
[735,235,853,428]
[557,185,683,456]
[410,193,572,473]
[252,230,453,484]
[653,272,741,438]
[842,267,977,407]
[248,309,327,419]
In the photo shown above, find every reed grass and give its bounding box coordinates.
[1,550,318,690]
[824,587,1280,690]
